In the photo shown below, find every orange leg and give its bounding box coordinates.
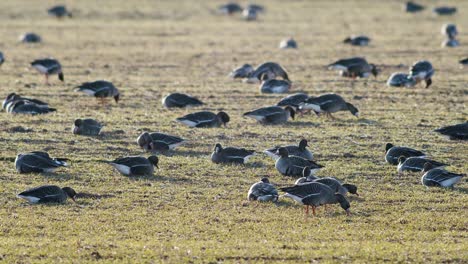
[312,206,316,216]
[44,74,49,85]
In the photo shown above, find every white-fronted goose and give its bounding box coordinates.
[264,139,313,160]
[75,80,120,104]
[280,182,351,216]
[275,147,323,177]
[276,93,308,111]
[343,35,370,46]
[422,163,464,188]
[259,73,291,94]
[15,151,68,173]
[404,1,424,13]
[386,72,416,87]
[299,93,359,118]
[328,57,377,78]
[434,122,468,140]
[229,64,254,79]
[31,58,63,84]
[137,132,186,152]
[17,185,76,204]
[243,106,295,125]
[408,60,434,88]
[218,3,242,15]
[279,38,297,49]
[211,143,255,164]
[20,33,41,43]
[247,178,278,202]
[8,100,56,115]
[433,6,457,16]
[108,156,159,176]
[2,93,48,111]
[73,119,103,136]
[48,5,72,18]
[245,62,290,83]
[176,111,230,128]
[385,143,425,165]
[441,24,457,39]
[397,156,447,173]
[162,93,203,108]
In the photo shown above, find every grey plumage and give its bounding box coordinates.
[421,163,464,188]
[279,38,297,49]
[20,33,41,43]
[137,132,186,152]
[31,58,64,82]
[386,72,416,87]
[229,64,254,79]
[276,93,308,110]
[434,122,468,140]
[47,5,72,18]
[248,178,278,202]
[108,156,159,176]
[275,148,323,177]
[211,143,255,164]
[328,57,377,78]
[245,62,290,83]
[162,93,203,108]
[8,100,56,115]
[404,1,424,13]
[75,80,120,103]
[218,3,242,15]
[17,185,76,204]
[176,111,230,128]
[244,106,295,125]
[385,143,425,165]
[442,39,459,48]
[73,119,103,136]
[15,151,68,173]
[264,139,313,160]
[409,60,434,88]
[433,6,457,16]
[260,79,291,94]
[343,35,370,46]
[299,93,359,118]
[397,156,447,173]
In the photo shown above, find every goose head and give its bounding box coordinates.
[58,72,64,82]
[214,143,223,153]
[285,106,296,120]
[114,94,120,103]
[370,64,379,78]
[148,156,159,168]
[385,143,394,152]
[342,184,359,196]
[216,111,230,127]
[62,187,77,202]
[422,162,435,173]
[298,139,308,150]
[346,103,359,117]
[260,177,270,183]
[335,193,351,216]
[276,147,289,158]
[137,132,152,150]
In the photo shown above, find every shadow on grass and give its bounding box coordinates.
[288,121,321,127]
[75,192,116,199]
[42,172,81,181]
[170,149,211,157]
[454,187,468,194]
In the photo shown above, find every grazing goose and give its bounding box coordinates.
[264,139,313,160]
[421,163,464,188]
[434,122,468,140]
[136,132,186,152]
[20,33,42,43]
[385,143,425,165]
[229,64,254,79]
[243,106,295,125]
[275,147,323,177]
[314,177,359,196]
[0,51,4,66]
[386,72,416,87]
[108,156,159,176]
[279,38,298,49]
[343,35,371,46]
[328,57,377,78]
[442,39,459,48]
[280,182,351,216]
[17,185,76,204]
[245,62,290,83]
[247,178,278,202]
[433,6,457,16]
[211,143,255,164]
[299,93,359,119]
[8,100,56,115]
[2,93,48,111]
[15,151,68,173]
[31,58,64,84]
[276,93,308,111]
[459,58,468,67]
[441,24,458,39]
[397,156,447,173]
[75,80,120,104]
[328,57,368,71]
[218,3,242,15]
[404,1,424,13]
[408,60,434,88]
[260,74,291,94]
[73,118,103,136]
[162,93,203,108]
[48,5,72,18]
[242,7,257,21]
[176,111,230,128]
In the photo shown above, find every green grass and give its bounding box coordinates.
[0,0,467,263]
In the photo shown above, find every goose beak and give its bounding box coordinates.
[71,197,76,202]
[346,209,351,216]
[355,192,360,197]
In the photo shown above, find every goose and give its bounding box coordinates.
[441,24,457,39]
[176,111,230,128]
[279,38,298,49]
[327,57,368,71]
[162,93,203,108]
[299,93,359,119]
[404,1,424,13]
[397,156,447,173]
[421,163,464,188]
[242,7,257,21]
[2,93,48,111]
[276,93,308,112]
[385,143,425,165]
[314,177,359,196]
[245,62,290,83]
[280,182,351,216]
[275,147,323,177]
[264,139,313,160]
[434,122,468,140]
[73,118,103,136]
[15,151,68,173]
[211,143,255,164]
[218,3,242,15]
[246,4,264,13]
[247,178,278,202]
[442,39,459,48]
[328,57,377,78]
[343,35,371,46]
[108,156,159,176]
[459,58,468,67]
[408,60,434,88]
[0,51,4,66]
[75,80,120,104]
[19,33,41,43]
[259,73,291,94]
[386,72,416,87]
[433,6,457,16]
[48,5,72,18]
[31,58,64,84]
[8,100,56,115]
[229,64,254,79]
[136,132,186,152]
[17,185,76,204]
[243,106,295,125]
[294,167,319,185]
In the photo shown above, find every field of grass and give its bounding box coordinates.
[0,0,467,262]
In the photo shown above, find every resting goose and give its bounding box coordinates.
[275,147,323,177]
[75,80,120,104]
[247,178,278,202]
[433,6,457,16]
[48,5,72,18]
[17,185,76,204]
[441,24,458,39]
[31,58,64,84]
[218,3,242,15]
[343,35,370,46]
[385,143,425,165]
[276,93,308,112]
[243,106,295,125]
[404,1,424,13]
[20,33,41,43]
[162,93,203,108]
[259,73,291,94]
[8,100,56,115]
[229,64,254,79]
[299,93,359,119]
[328,57,377,78]
[137,132,186,152]
[2,93,48,111]
[73,118,103,136]
[176,111,230,128]
[434,122,468,140]
[281,182,351,216]
[108,156,159,176]
[245,62,290,83]
[15,151,68,173]
[397,156,447,173]
[421,163,464,188]
[211,143,255,164]
[386,72,416,87]
[264,139,313,160]
[408,60,434,88]
[279,38,298,49]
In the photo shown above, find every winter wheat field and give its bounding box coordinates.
[0,0,467,263]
